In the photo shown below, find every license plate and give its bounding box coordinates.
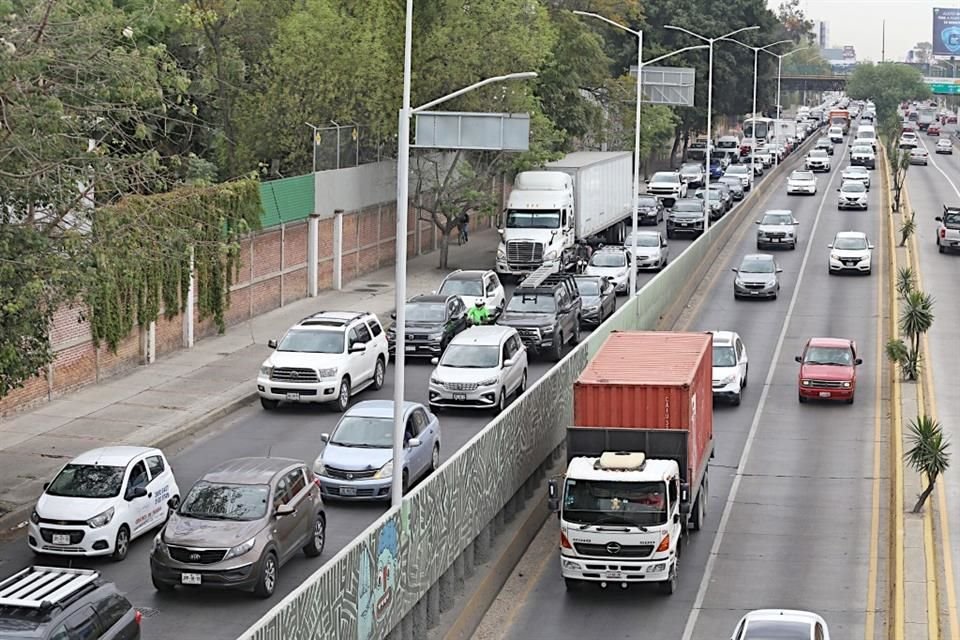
[605,571,624,579]
[680,223,689,227]
[772,238,781,242]
[454,393,466,401]
[339,487,357,496]
[406,345,415,352]
[52,534,70,545]
[285,392,300,401]
[819,391,832,398]
[181,573,201,585]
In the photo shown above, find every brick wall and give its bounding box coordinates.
[0,195,498,416]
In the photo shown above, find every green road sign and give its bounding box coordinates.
[929,83,960,94]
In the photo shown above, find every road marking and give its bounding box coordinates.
[491,530,557,640]
[679,144,849,640]
[921,139,960,198]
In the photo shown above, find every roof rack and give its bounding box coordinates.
[518,265,574,290]
[0,567,99,610]
[298,311,369,326]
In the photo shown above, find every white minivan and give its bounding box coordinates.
[29,446,179,561]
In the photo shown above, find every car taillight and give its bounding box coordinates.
[135,610,143,626]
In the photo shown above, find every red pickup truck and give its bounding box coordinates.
[795,337,862,404]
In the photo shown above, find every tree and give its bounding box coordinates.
[777,0,814,44]
[904,415,951,513]
[847,63,931,123]
[899,289,934,381]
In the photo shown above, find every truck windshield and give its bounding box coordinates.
[505,210,560,229]
[563,479,668,527]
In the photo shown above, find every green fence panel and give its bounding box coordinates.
[259,174,316,227]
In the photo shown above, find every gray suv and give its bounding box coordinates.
[150,457,326,598]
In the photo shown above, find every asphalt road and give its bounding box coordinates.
[902,129,960,614]
[0,179,785,637]
[492,129,888,640]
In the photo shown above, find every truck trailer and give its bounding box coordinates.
[496,152,632,278]
[548,331,714,594]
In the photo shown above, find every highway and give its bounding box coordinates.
[0,186,756,637]
[902,130,960,632]
[482,133,888,640]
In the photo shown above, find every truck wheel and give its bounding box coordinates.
[659,562,678,595]
[690,492,704,531]
[564,578,579,591]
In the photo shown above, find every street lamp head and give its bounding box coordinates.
[761,39,794,51]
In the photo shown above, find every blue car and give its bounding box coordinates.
[708,160,724,179]
[314,400,441,500]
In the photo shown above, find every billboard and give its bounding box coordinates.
[933,7,960,56]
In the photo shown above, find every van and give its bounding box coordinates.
[855,125,877,150]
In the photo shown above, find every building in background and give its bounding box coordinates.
[820,46,857,73]
[810,21,830,49]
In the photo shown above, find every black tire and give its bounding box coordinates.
[253,552,278,598]
[517,369,527,397]
[570,322,581,345]
[401,469,410,494]
[690,491,704,531]
[333,377,350,413]
[112,525,130,562]
[732,391,741,406]
[371,358,385,391]
[430,444,440,473]
[743,365,748,388]
[799,393,807,404]
[659,561,678,595]
[551,332,564,362]
[564,578,579,591]
[939,243,946,254]
[866,268,872,276]
[152,572,175,592]
[260,398,279,411]
[303,514,326,558]
[847,395,855,405]
[666,230,674,239]
[495,389,507,414]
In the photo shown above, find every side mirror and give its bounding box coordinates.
[167,495,181,510]
[503,357,515,368]
[320,433,330,443]
[267,339,278,349]
[43,482,50,491]
[827,244,834,249]
[349,342,366,353]
[855,358,864,365]
[776,267,783,273]
[795,355,803,363]
[661,240,668,247]
[275,504,295,517]
[547,479,560,512]
[731,268,738,273]
[868,244,875,250]
[430,357,439,365]
[407,437,422,448]
[836,188,841,192]
[673,513,681,524]
[390,311,397,320]
[680,482,690,503]
[754,220,761,224]
[793,220,799,225]
[127,486,148,501]
[935,216,943,222]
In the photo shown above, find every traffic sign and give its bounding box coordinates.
[929,83,960,94]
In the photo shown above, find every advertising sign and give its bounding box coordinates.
[933,7,960,56]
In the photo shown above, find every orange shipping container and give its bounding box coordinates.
[573,331,713,487]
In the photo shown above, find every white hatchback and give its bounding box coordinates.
[29,446,179,561]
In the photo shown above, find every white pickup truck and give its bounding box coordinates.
[935,205,960,253]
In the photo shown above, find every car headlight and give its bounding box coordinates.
[87,506,115,529]
[259,365,273,377]
[734,278,745,286]
[318,368,337,379]
[801,379,812,386]
[540,323,556,333]
[374,460,393,479]
[428,332,444,340]
[842,381,852,389]
[544,249,558,261]
[830,252,841,261]
[313,460,328,476]
[720,374,737,385]
[478,377,499,387]
[497,247,506,259]
[223,537,257,561]
[30,509,40,524]
[430,376,442,385]
[152,532,167,555]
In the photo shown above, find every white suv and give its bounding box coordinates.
[828,231,873,275]
[437,269,506,316]
[710,331,748,405]
[428,326,528,414]
[29,446,180,561]
[258,311,388,412]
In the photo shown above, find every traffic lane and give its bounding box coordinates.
[495,146,838,640]
[902,158,960,605]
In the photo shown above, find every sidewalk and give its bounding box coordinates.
[0,229,498,534]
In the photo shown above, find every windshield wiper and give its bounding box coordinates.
[579,514,648,532]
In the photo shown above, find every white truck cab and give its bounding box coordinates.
[497,171,574,276]
[548,451,683,594]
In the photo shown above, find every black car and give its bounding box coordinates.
[694,186,727,220]
[666,198,706,238]
[635,195,665,225]
[0,567,141,640]
[574,275,616,326]
[815,137,834,155]
[718,176,745,200]
[497,266,582,361]
[387,294,468,358]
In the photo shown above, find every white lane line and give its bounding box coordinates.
[920,138,960,198]
[679,142,850,640]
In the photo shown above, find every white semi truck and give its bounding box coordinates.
[496,152,632,277]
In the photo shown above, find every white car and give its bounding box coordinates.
[428,325,528,414]
[936,138,953,154]
[624,230,669,271]
[899,132,918,148]
[828,125,844,143]
[756,209,799,250]
[841,165,871,189]
[585,247,632,294]
[437,269,506,314]
[786,170,817,195]
[724,164,753,190]
[909,147,929,165]
[646,171,688,202]
[805,149,831,172]
[828,230,873,275]
[837,180,868,210]
[258,311,389,412]
[29,446,180,561]
[710,330,748,405]
[731,609,831,640]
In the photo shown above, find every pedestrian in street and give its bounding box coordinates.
[458,212,470,244]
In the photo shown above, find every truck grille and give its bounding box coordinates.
[808,379,845,388]
[324,466,377,480]
[517,327,542,341]
[574,543,655,558]
[167,546,228,565]
[444,381,479,392]
[271,368,319,383]
[506,241,543,264]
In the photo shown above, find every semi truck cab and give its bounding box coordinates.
[497,171,574,276]
[548,452,683,593]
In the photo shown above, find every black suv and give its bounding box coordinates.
[497,266,582,361]
[667,198,707,238]
[0,567,141,639]
[386,294,468,359]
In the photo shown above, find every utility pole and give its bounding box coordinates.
[881,20,886,63]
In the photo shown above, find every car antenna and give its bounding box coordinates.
[266,445,273,458]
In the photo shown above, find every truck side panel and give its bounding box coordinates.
[547,153,632,240]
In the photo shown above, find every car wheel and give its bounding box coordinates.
[152,572,175,592]
[401,469,410,494]
[371,357,385,391]
[847,395,855,405]
[939,243,946,254]
[253,552,278,598]
[666,230,674,239]
[112,525,130,562]
[799,392,807,404]
[260,398,279,411]
[333,377,350,413]
[517,369,527,396]
[430,443,441,473]
[866,268,872,276]
[743,365,749,388]
[570,322,581,345]
[303,514,326,558]
[551,332,564,362]
[495,388,507,414]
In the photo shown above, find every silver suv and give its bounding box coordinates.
[257,311,389,412]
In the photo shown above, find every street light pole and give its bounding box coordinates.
[665,24,759,231]
[390,2,538,508]
[761,47,809,169]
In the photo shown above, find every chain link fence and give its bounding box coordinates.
[310,124,397,172]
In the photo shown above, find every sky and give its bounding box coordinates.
[768,0,960,61]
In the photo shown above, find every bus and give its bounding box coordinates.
[743,117,774,142]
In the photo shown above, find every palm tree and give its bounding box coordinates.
[900,290,934,355]
[904,415,951,513]
[899,213,916,247]
[896,266,915,298]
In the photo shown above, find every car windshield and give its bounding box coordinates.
[809,150,827,158]
[329,415,393,447]
[761,213,793,225]
[439,344,500,368]
[853,146,872,153]
[563,479,668,527]
[846,167,867,175]
[742,620,813,640]
[46,464,124,499]
[575,279,600,295]
[590,252,626,268]
[506,293,557,313]
[650,173,676,184]
[405,302,446,322]
[179,481,269,521]
[628,234,660,247]
[835,236,868,250]
[720,178,740,187]
[637,197,658,208]
[791,171,814,180]
[673,203,703,215]
[842,182,866,192]
[505,209,560,229]
[817,138,831,144]
[680,165,700,174]
[943,212,960,225]
[804,345,854,365]
[727,167,747,175]
[713,346,737,367]
[439,278,482,297]
[739,258,775,273]
[277,329,344,354]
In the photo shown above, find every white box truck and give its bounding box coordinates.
[496,152,632,277]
